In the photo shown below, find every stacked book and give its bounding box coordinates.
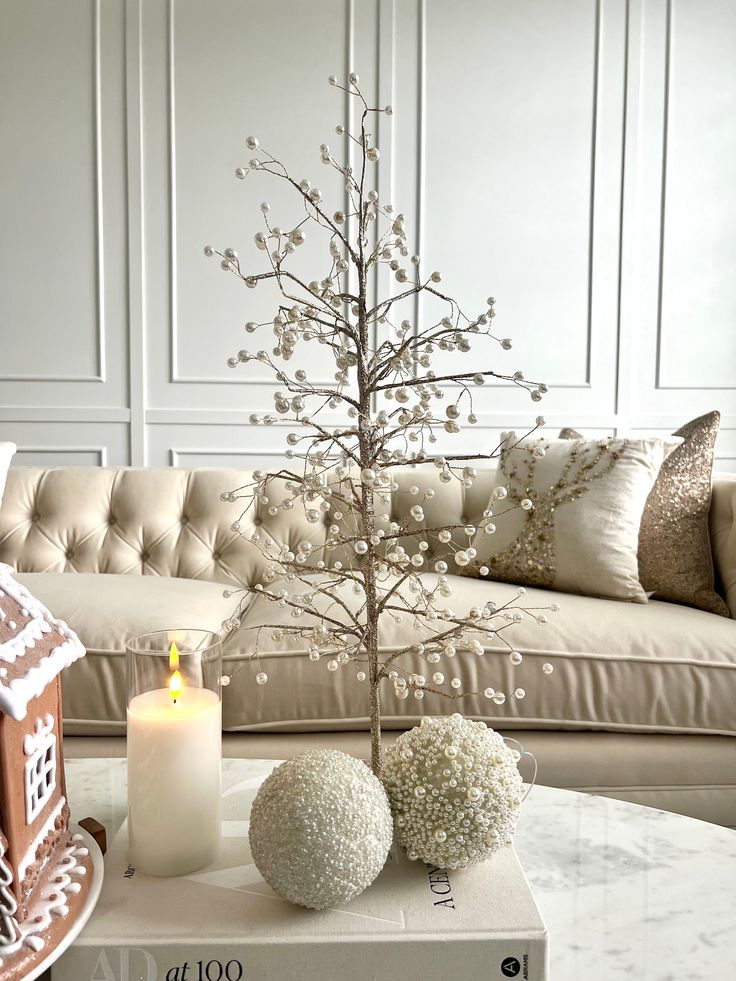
[54,772,547,981]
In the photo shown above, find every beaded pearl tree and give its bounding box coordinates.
[206,72,555,777]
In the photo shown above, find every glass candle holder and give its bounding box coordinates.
[126,629,222,876]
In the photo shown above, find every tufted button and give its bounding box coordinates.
[181,515,188,525]
[31,513,40,523]
[212,551,221,561]
[65,549,74,560]
[109,515,117,526]
[141,551,149,562]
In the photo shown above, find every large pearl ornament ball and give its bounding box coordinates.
[249,750,393,909]
[383,715,525,868]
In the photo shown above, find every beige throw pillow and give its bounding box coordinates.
[473,436,669,602]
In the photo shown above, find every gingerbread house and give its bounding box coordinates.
[0,563,92,979]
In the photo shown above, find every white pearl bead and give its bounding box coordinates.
[256,672,268,685]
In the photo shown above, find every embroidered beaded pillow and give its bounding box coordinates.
[559,413,729,616]
[472,436,669,603]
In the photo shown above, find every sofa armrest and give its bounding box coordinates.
[710,475,736,618]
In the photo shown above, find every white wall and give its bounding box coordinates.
[1,0,735,469]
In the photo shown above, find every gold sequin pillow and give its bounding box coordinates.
[472,437,669,603]
[561,414,729,615]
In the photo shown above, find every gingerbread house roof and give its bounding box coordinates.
[0,564,85,722]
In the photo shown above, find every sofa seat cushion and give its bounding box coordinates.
[16,572,235,734]
[224,573,736,736]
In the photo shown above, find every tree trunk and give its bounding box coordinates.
[355,140,382,776]
[369,672,382,776]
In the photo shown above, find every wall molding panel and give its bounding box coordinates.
[1,0,734,471]
[0,0,106,385]
[0,0,128,415]
[14,447,108,467]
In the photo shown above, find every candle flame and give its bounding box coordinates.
[169,642,182,701]
[169,669,183,702]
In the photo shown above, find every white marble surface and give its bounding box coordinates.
[65,758,736,980]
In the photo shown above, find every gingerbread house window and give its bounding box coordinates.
[25,732,57,824]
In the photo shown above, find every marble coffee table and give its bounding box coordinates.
[61,758,736,980]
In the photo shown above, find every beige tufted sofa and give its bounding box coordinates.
[1,466,735,828]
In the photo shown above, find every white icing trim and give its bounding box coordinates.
[25,730,57,824]
[0,837,20,949]
[0,835,88,962]
[0,617,53,666]
[0,565,85,721]
[23,715,54,756]
[17,797,65,886]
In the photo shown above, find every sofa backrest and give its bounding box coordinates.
[0,468,258,587]
[0,466,497,588]
[1,466,734,612]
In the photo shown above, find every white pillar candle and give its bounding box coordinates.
[127,686,222,876]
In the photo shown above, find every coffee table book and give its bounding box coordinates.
[53,769,548,981]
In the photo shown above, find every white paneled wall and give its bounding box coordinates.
[1,0,734,469]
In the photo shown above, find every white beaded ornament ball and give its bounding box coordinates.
[249,749,393,909]
[383,714,525,868]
